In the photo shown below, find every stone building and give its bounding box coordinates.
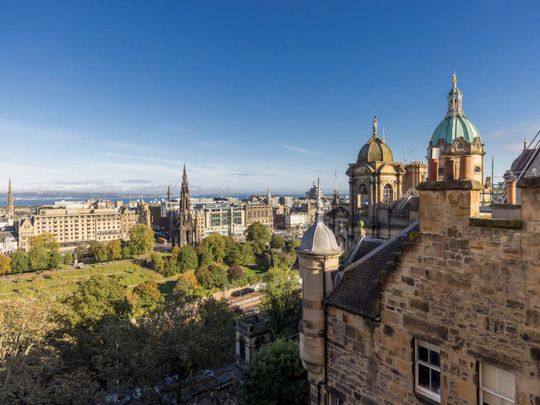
[244,191,273,229]
[16,206,142,251]
[328,116,426,247]
[299,74,540,404]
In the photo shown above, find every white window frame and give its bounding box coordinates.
[415,340,441,403]
[479,362,515,404]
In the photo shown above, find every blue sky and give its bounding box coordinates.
[1,1,540,195]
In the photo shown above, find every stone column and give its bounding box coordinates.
[507,179,517,205]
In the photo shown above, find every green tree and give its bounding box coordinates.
[163,258,179,276]
[65,276,130,327]
[10,251,30,274]
[238,242,256,265]
[240,340,307,405]
[174,271,201,297]
[106,240,122,261]
[0,255,11,279]
[197,244,214,267]
[260,267,301,336]
[149,252,165,273]
[49,250,62,269]
[127,224,155,256]
[209,264,228,289]
[63,252,73,265]
[286,239,301,252]
[270,234,286,250]
[177,245,198,272]
[28,233,60,271]
[246,223,272,256]
[130,280,164,317]
[202,234,226,263]
[90,241,110,263]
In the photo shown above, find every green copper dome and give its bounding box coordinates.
[431,73,481,146]
[430,115,481,146]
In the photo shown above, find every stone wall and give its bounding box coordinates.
[324,181,540,404]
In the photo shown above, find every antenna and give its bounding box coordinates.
[404,147,408,163]
[334,170,338,192]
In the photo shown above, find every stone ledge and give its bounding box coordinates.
[517,176,540,188]
[417,180,483,191]
[469,217,522,230]
[490,203,521,209]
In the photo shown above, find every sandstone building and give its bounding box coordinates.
[299,74,540,404]
[16,205,143,251]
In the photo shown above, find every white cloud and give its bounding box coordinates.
[283,144,321,156]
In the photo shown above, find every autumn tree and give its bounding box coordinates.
[149,252,165,273]
[0,255,11,279]
[107,240,122,261]
[130,280,164,317]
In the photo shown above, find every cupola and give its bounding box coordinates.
[357,116,394,164]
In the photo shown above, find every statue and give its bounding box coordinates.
[452,72,457,89]
[358,220,366,239]
[372,116,378,137]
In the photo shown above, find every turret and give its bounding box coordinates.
[297,180,342,400]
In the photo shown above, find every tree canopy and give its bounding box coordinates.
[127,224,155,256]
[240,340,307,405]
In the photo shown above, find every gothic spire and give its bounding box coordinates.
[7,179,13,218]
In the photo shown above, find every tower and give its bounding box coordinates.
[167,185,171,202]
[297,180,342,404]
[179,165,195,247]
[7,179,14,219]
[427,73,484,183]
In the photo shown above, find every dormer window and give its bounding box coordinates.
[457,142,465,151]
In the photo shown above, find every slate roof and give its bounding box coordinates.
[326,222,418,319]
[511,148,539,173]
[346,238,384,265]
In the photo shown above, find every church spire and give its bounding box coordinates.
[7,179,13,218]
[447,71,464,117]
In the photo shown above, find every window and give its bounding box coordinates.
[383,184,393,205]
[329,392,344,405]
[480,363,515,404]
[415,340,441,402]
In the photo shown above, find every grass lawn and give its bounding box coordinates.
[0,259,167,301]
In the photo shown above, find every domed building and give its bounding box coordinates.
[427,73,485,183]
[340,116,425,242]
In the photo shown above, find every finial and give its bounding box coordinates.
[382,127,386,142]
[452,72,457,89]
[524,138,528,150]
[372,116,378,138]
[315,178,324,220]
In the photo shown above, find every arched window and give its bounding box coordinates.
[358,184,369,206]
[383,184,393,205]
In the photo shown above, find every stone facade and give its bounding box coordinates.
[309,180,540,404]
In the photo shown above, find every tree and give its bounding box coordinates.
[171,246,181,262]
[174,271,200,296]
[28,233,60,271]
[106,240,122,261]
[202,234,226,263]
[209,264,228,289]
[63,252,73,265]
[246,223,271,256]
[238,242,256,266]
[197,244,214,267]
[127,224,155,256]
[49,250,62,269]
[286,239,301,252]
[270,234,286,251]
[240,340,307,405]
[89,241,110,263]
[149,252,165,273]
[163,258,180,277]
[65,276,130,327]
[130,281,164,317]
[0,255,11,279]
[10,251,29,274]
[177,245,198,273]
[260,267,301,336]
[227,264,244,283]
[195,266,213,290]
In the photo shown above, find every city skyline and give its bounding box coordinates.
[2,1,540,193]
